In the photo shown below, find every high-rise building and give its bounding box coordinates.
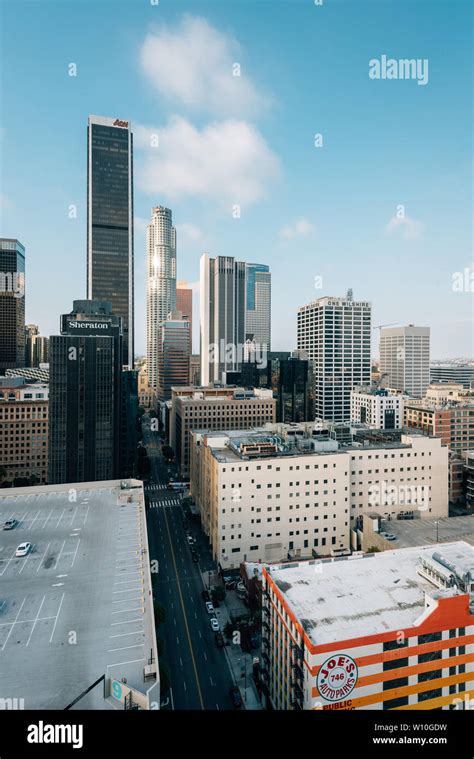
[297,294,372,422]
[48,300,123,484]
[25,324,49,367]
[245,263,271,359]
[200,254,271,385]
[380,325,430,398]
[87,115,134,366]
[0,238,25,374]
[157,311,191,402]
[146,206,176,392]
[176,280,193,338]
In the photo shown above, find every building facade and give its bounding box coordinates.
[245,263,271,359]
[170,386,276,478]
[157,311,191,402]
[0,377,48,484]
[146,206,177,392]
[297,294,371,423]
[190,428,448,570]
[350,387,404,429]
[404,401,474,457]
[380,325,430,398]
[0,238,25,375]
[430,363,474,389]
[48,300,123,484]
[176,280,192,337]
[87,115,134,366]
[261,543,474,710]
[25,324,49,368]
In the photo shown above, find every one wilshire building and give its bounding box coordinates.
[87,115,134,366]
[48,300,123,484]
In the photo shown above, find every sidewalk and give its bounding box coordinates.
[201,570,263,710]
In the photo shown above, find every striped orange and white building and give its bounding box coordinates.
[261,542,474,710]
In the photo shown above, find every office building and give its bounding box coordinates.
[297,294,371,422]
[146,206,177,392]
[87,115,134,366]
[430,363,474,390]
[200,255,271,385]
[404,399,474,457]
[0,238,25,374]
[48,300,123,484]
[189,354,201,386]
[169,386,275,478]
[157,311,191,402]
[245,263,271,359]
[25,324,49,367]
[120,369,139,477]
[350,387,404,429]
[380,325,430,398]
[0,377,48,485]
[261,542,474,710]
[176,280,192,337]
[138,364,155,409]
[190,427,448,570]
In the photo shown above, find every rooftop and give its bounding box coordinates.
[0,479,158,709]
[267,542,474,646]
[376,514,474,549]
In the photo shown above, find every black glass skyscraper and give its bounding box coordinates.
[48,300,123,484]
[87,115,134,366]
[0,238,25,375]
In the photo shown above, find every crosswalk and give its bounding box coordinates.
[145,484,168,491]
[148,499,182,509]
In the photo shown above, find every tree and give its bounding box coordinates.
[211,586,226,604]
[367,546,381,553]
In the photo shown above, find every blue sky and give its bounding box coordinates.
[1,0,472,358]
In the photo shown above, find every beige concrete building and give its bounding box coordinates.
[190,428,448,570]
[0,377,48,484]
[170,386,276,478]
[138,364,155,409]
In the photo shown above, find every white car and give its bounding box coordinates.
[187,535,196,546]
[15,542,32,557]
[210,618,220,632]
[205,601,215,614]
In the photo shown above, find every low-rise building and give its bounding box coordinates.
[0,377,48,484]
[404,400,474,457]
[350,386,404,429]
[170,386,276,478]
[190,427,448,570]
[262,542,474,710]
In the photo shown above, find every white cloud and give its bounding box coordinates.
[139,15,270,117]
[279,218,315,240]
[385,214,424,240]
[175,223,204,244]
[135,116,280,208]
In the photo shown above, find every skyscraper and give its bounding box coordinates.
[146,206,176,392]
[200,254,270,385]
[25,324,49,367]
[245,263,271,359]
[0,238,25,375]
[380,324,430,398]
[48,300,123,484]
[297,294,372,422]
[87,115,134,366]
[176,280,193,338]
[157,310,191,401]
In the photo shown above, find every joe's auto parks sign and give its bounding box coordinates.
[316,654,358,703]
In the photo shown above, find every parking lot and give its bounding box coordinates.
[0,482,158,709]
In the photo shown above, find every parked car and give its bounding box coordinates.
[192,553,199,563]
[3,519,18,530]
[215,631,225,648]
[229,686,242,709]
[187,535,196,546]
[210,617,220,632]
[201,590,211,602]
[15,542,32,557]
[224,578,237,590]
[205,601,215,614]
[381,532,397,541]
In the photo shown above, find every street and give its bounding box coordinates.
[142,419,236,710]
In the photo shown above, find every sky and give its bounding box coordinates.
[1,0,472,359]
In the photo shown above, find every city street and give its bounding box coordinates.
[143,419,236,710]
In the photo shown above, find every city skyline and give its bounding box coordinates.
[1,2,472,360]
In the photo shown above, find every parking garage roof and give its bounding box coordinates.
[0,479,158,709]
